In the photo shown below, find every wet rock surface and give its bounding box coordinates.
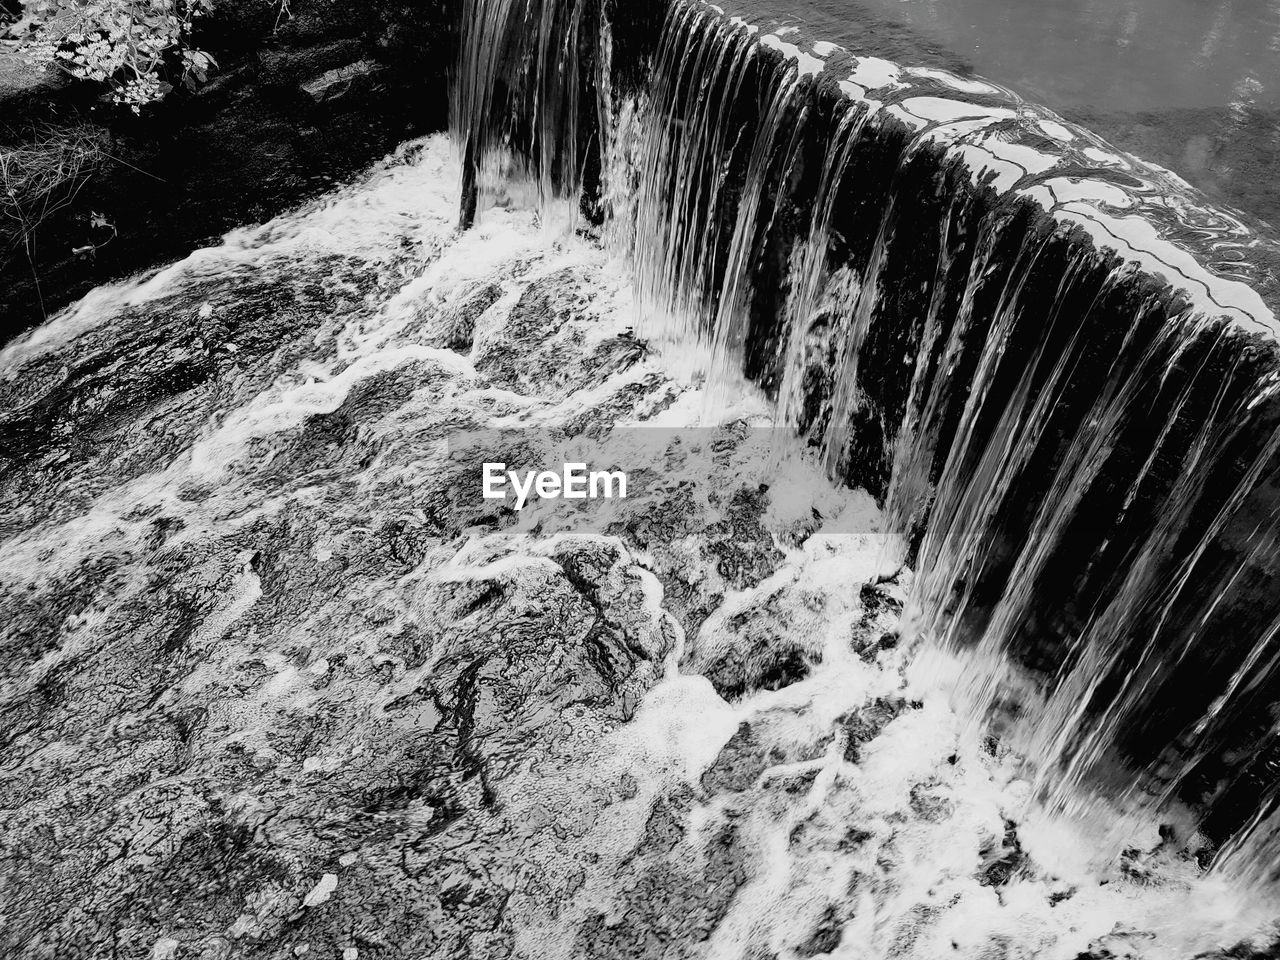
[0,134,867,959]
[1,137,1277,960]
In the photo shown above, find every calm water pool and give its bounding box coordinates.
[741,0,1280,228]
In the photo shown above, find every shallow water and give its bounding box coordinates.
[731,0,1280,227]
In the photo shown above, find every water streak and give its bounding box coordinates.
[451,0,607,225]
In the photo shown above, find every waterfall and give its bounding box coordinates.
[450,0,609,226]
[452,0,1280,889]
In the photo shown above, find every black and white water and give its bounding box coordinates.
[736,0,1280,227]
[5,127,1275,960]
[5,0,1280,956]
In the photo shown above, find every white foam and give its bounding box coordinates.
[1082,145,1127,167]
[761,33,826,78]
[847,56,907,91]
[1036,118,1075,142]
[1027,176,1135,209]
[900,96,1018,125]
[616,675,740,780]
[906,66,1001,96]
[1057,205,1277,332]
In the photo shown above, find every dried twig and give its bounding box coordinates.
[0,122,110,318]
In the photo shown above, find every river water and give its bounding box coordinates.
[5,0,1280,951]
[733,0,1280,226]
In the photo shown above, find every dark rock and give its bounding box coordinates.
[840,697,912,763]
[797,904,844,957]
[701,720,833,797]
[977,819,1026,886]
[299,58,384,102]
[433,281,503,351]
[705,484,785,589]
[908,781,956,822]
[576,806,748,960]
[259,37,367,86]
[699,638,814,702]
[701,723,772,794]
[853,578,905,660]
[680,534,827,699]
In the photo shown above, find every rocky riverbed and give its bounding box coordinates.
[1,135,1276,960]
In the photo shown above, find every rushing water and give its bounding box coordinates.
[4,0,1280,953]
[4,129,1278,960]
[453,0,1280,909]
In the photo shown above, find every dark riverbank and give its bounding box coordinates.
[0,0,454,344]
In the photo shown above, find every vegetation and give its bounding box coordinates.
[12,1,216,108]
[7,0,287,109]
[0,0,449,330]
[0,121,111,313]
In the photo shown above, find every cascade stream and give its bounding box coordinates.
[7,0,1280,955]
[453,0,1280,891]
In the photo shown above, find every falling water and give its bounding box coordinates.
[450,0,610,226]
[453,0,1280,898]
